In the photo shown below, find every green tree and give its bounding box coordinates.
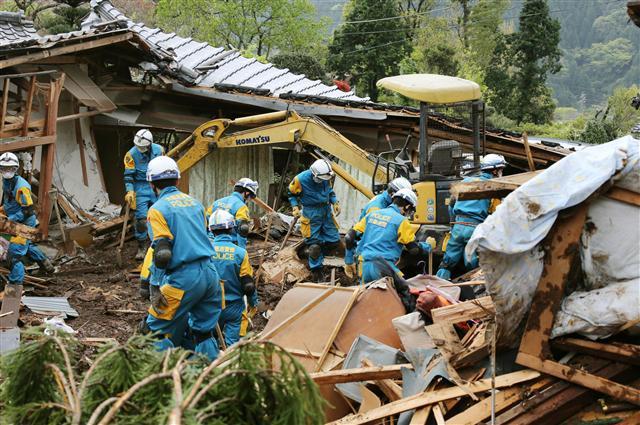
[327,0,411,101]
[486,0,561,124]
[271,53,327,81]
[578,85,640,144]
[155,0,329,59]
[39,0,88,33]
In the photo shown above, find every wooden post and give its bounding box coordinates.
[21,76,36,137]
[37,74,64,238]
[0,78,9,134]
[73,99,89,186]
[522,132,536,172]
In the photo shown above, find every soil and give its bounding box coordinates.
[13,234,348,343]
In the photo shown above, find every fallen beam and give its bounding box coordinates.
[0,215,41,240]
[309,364,412,385]
[329,370,540,424]
[552,338,640,366]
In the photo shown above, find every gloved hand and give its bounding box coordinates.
[426,236,436,251]
[292,206,301,218]
[333,202,341,217]
[150,285,168,315]
[344,263,356,279]
[124,191,136,209]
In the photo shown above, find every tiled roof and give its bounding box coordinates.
[0,11,38,47]
[84,0,367,101]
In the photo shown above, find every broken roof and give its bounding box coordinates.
[83,0,366,102]
[0,11,37,47]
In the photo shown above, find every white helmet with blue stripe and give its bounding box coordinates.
[480,154,507,171]
[209,209,236,231]
[146,156,180,182]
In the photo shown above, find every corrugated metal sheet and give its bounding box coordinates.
[86,0,367,101]
[188,146,274,217]
[333,161,371,232]
[22,296,79,318]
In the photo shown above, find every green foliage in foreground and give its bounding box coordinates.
[0,328,325,425]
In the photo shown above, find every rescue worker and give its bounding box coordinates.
[345,188,435,284]
[344,176,413,279]
[0,152,54,286]
[142,156,221,360]
[123,129,164,260]
[208,209,258,347]
[288,159,341,282]
[435,154,507,280]
[207,178,259,249]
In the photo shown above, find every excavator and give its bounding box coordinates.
[167,74,485,243]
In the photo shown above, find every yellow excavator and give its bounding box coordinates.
[167,74,485,240]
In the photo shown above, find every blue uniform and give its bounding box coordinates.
[352,204,420,284]
[207,192,250,248]
[436,172,496,280]
[123,144,164,241]
[2,176,47,284]
[345,191,393,266]
[288,170,340,270]
[145,186,221,360]
[210,234,257,346]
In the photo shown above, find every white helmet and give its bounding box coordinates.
[0,152,19,168]
[392,188,418,209]
[388,177,412,194]
[481,154,507,171]
[310,158,334,182]
[146,156,181,182]
[134,129,153,149]
[235,177,259,197]
[209,209,236,231]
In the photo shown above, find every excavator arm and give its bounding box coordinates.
[167,110,390,199]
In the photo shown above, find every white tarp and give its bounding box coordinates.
[467,136,640,345]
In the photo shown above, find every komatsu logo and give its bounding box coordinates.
[236,135,270,145]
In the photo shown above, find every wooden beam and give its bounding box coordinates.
[73,100,89,186]
[362,359,403,402]
[56,194,81,224]
[517,352,640,406]
[57,109,104,123]
[0,135,55,152]
[606,187,640,207]
[0,215,41,240]
[451,171,541,200]
[431,296,495,324]
[0,78,9,134]
[21,76,36,137]
[0,32,133,70]
[328,370,541,424]
[309,364,412,385]
[522,132,536,171]
[552,338,640,366]
[517,203,589,357]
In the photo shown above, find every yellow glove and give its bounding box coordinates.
[426,236,437,251]
[292,206,301,218]
[344,263,356,279]
[124,191,136,209]
[333,202,341,217]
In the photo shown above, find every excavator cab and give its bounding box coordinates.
[376,74,485,226]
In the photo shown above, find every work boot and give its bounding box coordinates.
[311,267,325,283]
[135,240,147,261]
[38,259,55,274]
[139,281,150,300]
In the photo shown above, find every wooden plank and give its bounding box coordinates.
[517,203,589,356]
[552,338,640,366]
[432,404,446,425]
[0,77,9,134]
[316,286,361,371]
[446,377,553,425]
[522,132,536,171]
[0,135,56,151]
[606,187,640,207]
[517,352,640,406]
[0,215,41,240]
[451,171,541,200]
[431,296,495,324]
[616,411,640,425]
[21,76,36,137]
[0,32,134,69]
[73,100,89,186]
[309,364,411,385]
[451,323,490,368]
[57,194,80,224]
[0,285,22,329]
[328,370,541,425]
[362,359,403,402]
